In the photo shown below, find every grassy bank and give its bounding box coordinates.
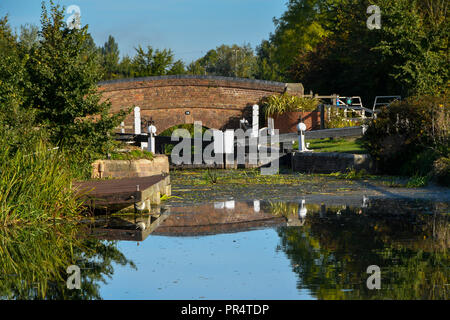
[304,137,366,154]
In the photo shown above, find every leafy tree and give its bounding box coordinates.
[18,23,40,51]
[260,0,332,81]
[287,1,398,103]
[131,45,185,77]
[373,0,449,96]
[192,44,257,78]
[100,35,120,80]
[0,16,25,113]
[260,0,448,100]
[117,55,134,78]
[24,1,127,157]
[255,40,283,81]
[167,59,186,75]
[0,16,41,151]
[187,60,206,75]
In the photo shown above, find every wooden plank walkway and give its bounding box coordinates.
[74,174,171,212]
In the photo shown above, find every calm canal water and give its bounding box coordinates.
[94,198,449,300]
[1,172,449,300]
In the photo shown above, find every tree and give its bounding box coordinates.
[118,55,134,78]
[192,44,257,78]
[286,1,398,103]
[100,35,120,80]
[25,1,127,156]
[0,16,41,151]
[187,60,206,75]
[167,60,186,75]
[260,0,449,100]
[132,45,185,77]
[0,16,25,113]
[260,0,332,81]
[374,0,449,96]
[255,40,283,81]
[18,24,40,51]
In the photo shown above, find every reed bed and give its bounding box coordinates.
[0,138,84,226]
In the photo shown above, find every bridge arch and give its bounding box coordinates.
[98,75,304,133]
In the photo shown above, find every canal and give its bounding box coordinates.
[1,170,448,299]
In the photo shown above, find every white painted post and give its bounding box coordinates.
[134,107,141,135]
[252,104,259,138]
[148,124,156,153]
[120,121,125,134]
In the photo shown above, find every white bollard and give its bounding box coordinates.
[120,121,125,134]
[148,124,156,153]
[134,106,141,135]
[252,104,259,138]
[296,122,311,152]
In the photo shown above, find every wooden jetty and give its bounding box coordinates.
[74,174,171,213]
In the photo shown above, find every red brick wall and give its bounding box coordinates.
[273,111,326,133]
[98,76,303,133]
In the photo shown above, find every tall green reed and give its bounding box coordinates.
[0,137,84,226]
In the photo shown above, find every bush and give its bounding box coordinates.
[433,157,450,187]
[361,95,449,178]
[325,109,362,128]
[261,93,320,118]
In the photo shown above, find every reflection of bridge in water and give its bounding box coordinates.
[153,201,290,236]
[84,197,376,241]
[84,200,304,241]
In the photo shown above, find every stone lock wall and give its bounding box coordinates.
[291,152,374,174]
[91,155,169,179]
[98,75,304,133]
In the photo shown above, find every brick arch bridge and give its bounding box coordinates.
[98,75,304,133]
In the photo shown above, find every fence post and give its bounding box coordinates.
[252,104,259,138]
[332,94,337,106]
[148,124,156,154]
[320,104,325,129]
[134,106,141,135]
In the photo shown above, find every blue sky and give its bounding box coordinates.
[1,0,287,63]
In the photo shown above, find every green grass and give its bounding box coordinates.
[405,175,429,188]
[294,137,367,154]
[111,149,154,161]
[329,168,371,180]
